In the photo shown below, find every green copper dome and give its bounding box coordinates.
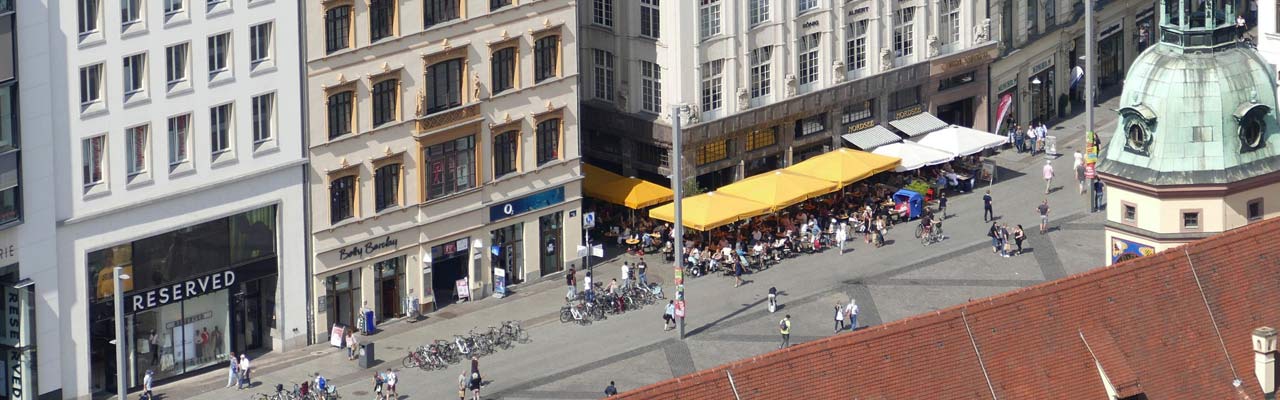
[1096,42,1280,186]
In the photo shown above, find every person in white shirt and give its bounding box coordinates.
[238,354,251,389]
[620,262,631,289]
[845,299,860,331]
[143,370,154,399]
[227,351,239,388]
[835,222,849,254]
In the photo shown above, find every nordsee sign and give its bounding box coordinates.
[338,236,399,261]
[128,270,236,313]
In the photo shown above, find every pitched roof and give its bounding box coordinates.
[618,217,1280,400]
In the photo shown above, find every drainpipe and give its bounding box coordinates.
[296,0,316,346]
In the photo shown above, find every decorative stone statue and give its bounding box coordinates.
[737,87,749,110]
[415,89,427,116]
[618,84,629,109]
[472,73,482,99]
[880,48,893,71]
[927,35,940,57]
[974,19,991,43]
[784,74,797,97]
[832,61,846,83]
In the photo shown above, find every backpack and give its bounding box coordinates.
[779,319,787,330]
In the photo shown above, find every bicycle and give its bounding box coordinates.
[402,347,427,369]
[921,223,944,246]
[501,320,531,344]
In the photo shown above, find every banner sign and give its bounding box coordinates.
[329,324,346,348]
[456,278,470,301]
[493,268,507,298]
[489,186,565,222]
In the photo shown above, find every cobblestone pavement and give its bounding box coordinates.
[140,97,1122,400]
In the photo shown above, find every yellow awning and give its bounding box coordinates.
[582,164,674,209]
[648,192,771,231]
[716,170,839,211]
[785,148,901,188]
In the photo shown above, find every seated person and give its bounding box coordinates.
[642,233,653,247]
[894,201,910,219]
[946,172,960,187]
[606,279,619,295]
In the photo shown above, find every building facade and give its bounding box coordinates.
[988,0,1157,131]
[1097,0,1280,265]
[304,0,583,342]
[579,0,994,189]
[40,0,309,396]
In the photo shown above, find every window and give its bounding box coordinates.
[640,0,659,38]
[1045,0,1055,26]
[797,0,817,13]
[121,0,141,27]
[82,135,106,186]
[746,127,778,151]
[168,114,191,166]
[847,20,868,71]
[750,46,772,99]
[1248,199,1264,221]
[490,0,512,11]
[537,118,561,165]
[252,93,275,143]
[593,0,613,27]
[207,0,227,10]
[79,63,103,106]
[939,0,960,45]
[695,139,729,165]
[593,49,614,102]
[329,175,356,224]
[748,0,770,26]
[327,90,354,139]
[210,103,232,154]
[164,0,183,15]
[640,61,662,113]
[795,113,826,138]
[1026,0,1038,34]
[798,33,820,85]
[424,135,476,199]
[841,100,874,124]
[325,6,352,53]
[1182,211,1200,230]
[938,71,975,91]
[635,142,669,168]
[700,0,721,39]
[700,59,724,112]
[250,22,273,65]
[79,0,100,36]
[374,163,401,211]
[1122,203,1136,222]
[369,0,395,42]
[424,59,463,113]
[123,53,146,96]
[207,33,230,78]
[371,79,399,126]
[493,130,518,177]
[491,47,516,94]
[424,0,460,28]
[893,7,915,58]
[166,43,189,84]
[889,86,920,110]
[125,125,148,176]
[534,35,560,82]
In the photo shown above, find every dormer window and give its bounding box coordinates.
[1119,104,1157,155]
[1234,103,1270,152]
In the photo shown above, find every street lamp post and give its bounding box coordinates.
[1085,0,1098,212]
[113,266,131,400]
[670,104,687,340]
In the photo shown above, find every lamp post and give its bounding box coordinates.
[1085,0,1098,212]
[670,104,687,340]
[113,266,131,400]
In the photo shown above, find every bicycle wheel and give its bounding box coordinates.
[518,329,531,343]
[914,224,923,238]
[402,355,417,369]
[560,307,572,323]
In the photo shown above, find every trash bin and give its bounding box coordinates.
[359,342,375,368]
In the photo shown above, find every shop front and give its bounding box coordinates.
[490,224,524,286]
[1028,56,1055,124]
[1098,20,1125,88]
[992,76,1019,135]
[323,269,361,329]
[538,212,564,277]
[87,206,278,392]
[372,256,405,322]
[927,44,996,130]
[0,264,35,400]
[425,237,471,310]
[488,186,569,286]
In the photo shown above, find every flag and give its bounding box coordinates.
[1070,66,1085,90]
[994,93,1014,135]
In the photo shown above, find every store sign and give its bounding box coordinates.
[937,51,993,72]
[845,119,877,134]
[489,186,565,222]
[1031,58,1054,75]
[1100,21,1122,38]
[338,236,399,261]
[127,270,237,313]
[997,78,1018,93]
[848,6,869,16]
[6,350,20,399]
[802,20,820,30]
[2,288,19,348]
[893,105,924,120]
[431,237,470,262]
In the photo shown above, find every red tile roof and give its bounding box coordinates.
[618,217,1280,400]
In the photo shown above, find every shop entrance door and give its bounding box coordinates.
[233,279,265,353]
[937,98,974,128]
[374,257,405,322]
[539,212,564,276]
[431,257,466,308]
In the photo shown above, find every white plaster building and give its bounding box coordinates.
[579,0,995,188]
[24,0,308,397]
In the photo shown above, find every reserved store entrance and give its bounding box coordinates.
[428,238,470,309]
[87,206,278,392]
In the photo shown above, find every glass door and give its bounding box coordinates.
[539,212,564,276]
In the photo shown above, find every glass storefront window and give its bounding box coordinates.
[491,224,523,285]
[128,290,229,383]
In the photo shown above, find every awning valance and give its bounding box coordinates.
[841,125,902,150]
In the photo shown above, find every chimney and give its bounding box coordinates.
[1253,326,1277,395]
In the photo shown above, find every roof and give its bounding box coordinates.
[617,216,1280,400]
[841,125,902,149]
[888,112,948,137]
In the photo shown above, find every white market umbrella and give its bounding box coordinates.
[871,142,955,172]
[914,125,1008,157]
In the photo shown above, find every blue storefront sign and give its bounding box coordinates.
[489,186,565,222]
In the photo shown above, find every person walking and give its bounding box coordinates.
[833,304,845,333]
[385,368,398,398]
[347,332,360,361]
[988,222,1001,255]
[846,299,860,330]
[566,267,577,301]
[938,193,948,219]
[1013,224,1027,255]
[142,370,154,400]
[604,381,618,396]
[1043,160,1055,194]
[733,261,744,288]
[663,300,676,331]
[458,371,469,400]
[999,224,1012,258]
[1027,123,1038,155]
[372,371,385,400]
[983,190,994,222]
[470,355,481,384]
[1073,150,1086,194]
[835,222,849,254]
[469,371,483,400]
[1038,199,1051,234]
[1038,122,1049,153]
[637,258,649,288]
[226,351,239,388]
[779,315,792,348]
[1092,179,1105,212]
[238,353,251,389]
[620,262,631,290]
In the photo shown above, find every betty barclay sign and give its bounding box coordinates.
[338,236,399,261]
[128,270,237,313]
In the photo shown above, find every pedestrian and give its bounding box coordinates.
[1238,13,1247,40]
[470,355,481,383]
[238,353,251,389]
[983,190,994,222]
[835,222,849,254]
[372,371,385,400]
[988,222,1001,255]
[1073,150,1085,194]
[1026,123,1038,155]
[226,351,239,388]
[347,332,360,360]
[1038,199,1051,234]
[620,262,631,290]
[605,381,618,396]
[1013,224,1026,255]
[1092,179,1105,212]
[637,258,649,288]
[566,267,577,301]
[846,299,859,330]
[1038,122,1049,153]
[458,371,468,400]
[663,300,676,331]
[469,371,483,400]
[1043,160,1055,194]
[779,314,792,348]
[999,224,1012,258]
[1013,123,1024,152]
[833,304,845,333]
[938,193,948,219]
[385,368,398,398]
[142,370,154,400]
[733,260,744,287]
[584,270,594,294]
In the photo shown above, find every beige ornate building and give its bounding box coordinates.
[303,0,582,341]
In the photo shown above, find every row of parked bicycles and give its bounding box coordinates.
[401,320,531,371]
[560,282,665,325]
[249,381,341,400]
